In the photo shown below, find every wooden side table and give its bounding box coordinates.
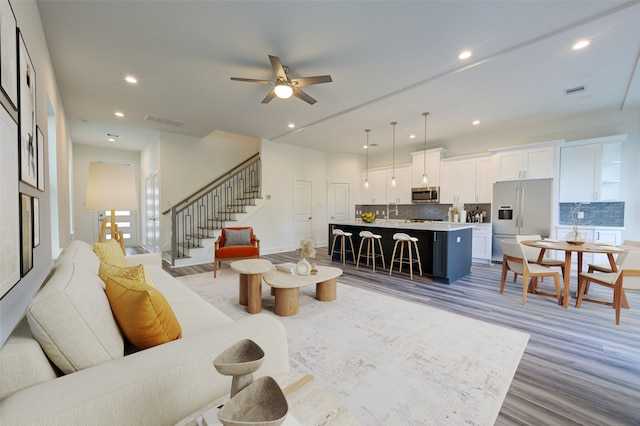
[230,259,273,314]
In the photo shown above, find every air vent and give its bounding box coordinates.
[564,85,587,95]
[144,114,185,127]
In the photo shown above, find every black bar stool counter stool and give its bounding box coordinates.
[356,230,386,271]
[389,232,423,280]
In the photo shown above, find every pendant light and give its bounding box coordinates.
[364,129,371,188]
[390,121,397,187]
[422,112,430,186]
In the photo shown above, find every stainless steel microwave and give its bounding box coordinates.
[411,186,440,203]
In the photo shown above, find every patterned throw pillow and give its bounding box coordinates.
[98,262,153,289]
[224,229,252,247]
[105,276,182,350]
[94,239,127,267]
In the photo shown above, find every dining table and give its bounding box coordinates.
[520,239,640,308]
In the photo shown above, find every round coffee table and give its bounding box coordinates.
[230,259,273,314]
[262,265,343,316]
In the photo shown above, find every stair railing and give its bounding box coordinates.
[164,154,261,265]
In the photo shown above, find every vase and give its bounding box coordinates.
[296,258,311,276]
[566,230,586,245]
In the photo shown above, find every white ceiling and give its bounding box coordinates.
[36,1,640,155]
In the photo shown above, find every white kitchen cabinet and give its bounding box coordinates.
[555,226,622,271]
[592,227,622,266]
[559,136,624,202]
[475,155,493,203]
[471,223,492,263]
[440,154,492,204]
[362,165,411,204]
[387,165,412,204]
[491,141,561,182]
[411,148,445,188]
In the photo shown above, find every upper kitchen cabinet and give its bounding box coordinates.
[440,154,492,204]
[559,134,626,203]
[361,164,412,204]
[490,140,562,182]
[411,148,445,188]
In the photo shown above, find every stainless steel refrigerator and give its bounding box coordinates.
[491,178,553,261]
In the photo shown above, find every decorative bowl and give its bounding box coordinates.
[217,376,289,426]
[213,339,265,376]
[361,212,376,223]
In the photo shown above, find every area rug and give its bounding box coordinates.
[178,270,529,425]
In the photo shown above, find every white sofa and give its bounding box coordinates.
[0,241,290,425]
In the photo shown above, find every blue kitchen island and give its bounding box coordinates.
[328,220,473,284]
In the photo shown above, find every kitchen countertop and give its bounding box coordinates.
[329,220,474,232]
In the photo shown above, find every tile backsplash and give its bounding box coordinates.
[354,203,492,222]
[559,202,625,227]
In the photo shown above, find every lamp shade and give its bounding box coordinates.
[85,162,138,211]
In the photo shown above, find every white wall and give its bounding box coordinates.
[1,0,73,346]
[157,130,259,251]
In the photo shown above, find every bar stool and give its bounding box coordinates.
[356,230,386,271]
[389,232,423,280]
[330,229,355,264]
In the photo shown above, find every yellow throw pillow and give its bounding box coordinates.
[98,262,154,289]
[94,239,127,267]
[105,276,182,350]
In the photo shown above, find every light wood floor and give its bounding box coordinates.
[156,248,640,425]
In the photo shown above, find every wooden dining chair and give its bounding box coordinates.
[500,240,563,305]
[513,234,565,282]
[587,239,640,273]
[576,251,640,325]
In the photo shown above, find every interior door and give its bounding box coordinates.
[329,182,350,221]
[294,179,313,244]
[145,172,160,253]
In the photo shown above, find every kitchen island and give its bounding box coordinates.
[328,220,473,284]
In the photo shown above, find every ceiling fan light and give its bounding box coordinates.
[274,83,293,99]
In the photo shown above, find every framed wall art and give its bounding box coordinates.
[32,196,40,247]
[0,0,18,108]
[20,193,33,276]
[37,125,45,191]
[0,104,20,298]
[18,30,37,188]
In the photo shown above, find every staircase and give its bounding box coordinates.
[163,155,262,267]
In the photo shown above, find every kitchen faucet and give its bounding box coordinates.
[386,202,399,220]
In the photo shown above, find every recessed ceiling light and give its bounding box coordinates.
[125,75,138,84]
[288,123,295,128]
[409,134,416,139]
[107,138,116,142]
[114,111,124,117]
[573,40,590,50]
[472,120,480,125]
[459,50,472,60]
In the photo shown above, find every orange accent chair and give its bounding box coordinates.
[214,227,260,278]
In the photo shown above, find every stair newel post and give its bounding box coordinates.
[170,207,177,267]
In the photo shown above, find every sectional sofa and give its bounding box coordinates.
[0,240,289,425]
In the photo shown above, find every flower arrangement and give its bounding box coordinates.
[298,239,317,275]
[567,203,586,245]
[300,239,316,259]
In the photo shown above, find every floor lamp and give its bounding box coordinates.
[85,162,138,253]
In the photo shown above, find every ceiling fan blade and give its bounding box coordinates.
[291,75,333,87]
[292,87,317,105]
[268,55,287,80]
[261,89,277,104]
[230,77,273,85]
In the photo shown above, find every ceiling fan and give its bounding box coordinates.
[231,55,332,105]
